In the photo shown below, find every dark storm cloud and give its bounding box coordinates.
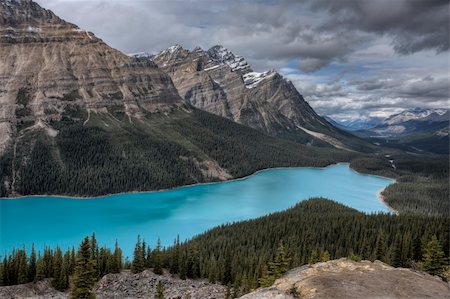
[35,0,448,73]
[350,76,449,99]
[34,0,449,119]
[310,0,449,54]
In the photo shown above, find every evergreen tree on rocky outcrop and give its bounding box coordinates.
[17,249,28,284]
[374,230,387,262]
[28,244,37,282]
[423,235,447,276]
[34,255,45,282]
[71,237,96,299]
[112,240,122,273]
[259,242,290,287]
[56,251,70,291]
[131,236,145,274]
[153,239,163,275]
[52,247,64,290]
[155,281,165,299]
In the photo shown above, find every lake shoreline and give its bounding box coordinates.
[1,162,397,213]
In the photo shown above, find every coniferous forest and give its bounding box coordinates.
[1,199,449,297]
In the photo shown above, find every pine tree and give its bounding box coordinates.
[17,250,28,284]
[28,244,37,283]
[169,236,180,274]
[391,236,403,267]
[155,281,165,299]
[321,250,330,262]
[153,239,163,275]
[412,237,422,261]
[52,247,63,289]
[208,255,217,283]
[374,230,387,262]
[112,240,122,273]
[131,235,145,274]
[90,233,99,279]
[423,235,447,276]
[42,248,53,278]
[71,237,96,299]
[259,242,290,287]
[35,255,45,282]
[308,248,320,264]
[1,257,9,285]
[57,251,70,291]
[179,251,187,280]
[142,240,147,269]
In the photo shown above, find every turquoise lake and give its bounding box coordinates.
[0,163,393,257]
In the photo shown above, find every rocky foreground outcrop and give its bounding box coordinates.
[1,259,448,299]
[0,270,227,299]
[240,258,450,299]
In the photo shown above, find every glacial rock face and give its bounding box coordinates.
[0,0,184,153]
[239,258,450,299]
[149,44,357,149]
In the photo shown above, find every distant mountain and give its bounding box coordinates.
[358,108,449,137]
[144,45,370,151]
[322,116,383,132]
[349,108,449,154]
[339,118,384,131]
[383,108,448,126]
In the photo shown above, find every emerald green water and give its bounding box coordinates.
[0,164,393,257]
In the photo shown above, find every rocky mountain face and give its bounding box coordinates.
[146,45,361,150]
[240,259,450,299]
[0,269,228,299]
[0,0,184,154]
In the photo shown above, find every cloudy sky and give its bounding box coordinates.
[35,0,449,121]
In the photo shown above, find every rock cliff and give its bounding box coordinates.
[0,0,184,153]
[0,269,227,299]
[239,258,450,299]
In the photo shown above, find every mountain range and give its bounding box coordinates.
[0,0,364,198]
[134,44,367,150]
[327,108,449,154]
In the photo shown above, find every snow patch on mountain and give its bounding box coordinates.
[243,71,276,89]
[129,52,153,59]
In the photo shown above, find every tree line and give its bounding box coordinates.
[1,234,122,298]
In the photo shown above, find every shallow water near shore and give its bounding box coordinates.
[0,163,393,257]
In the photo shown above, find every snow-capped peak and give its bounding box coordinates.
[166,44,182,54]
[207,45,251,73]
[153,44,184,58]
[384,108,449,125]
[128,52,153,59]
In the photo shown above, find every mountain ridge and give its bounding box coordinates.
[147,44,371,151]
